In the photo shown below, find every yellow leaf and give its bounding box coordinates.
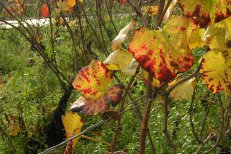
[202,26,227,50]
[9,122,20,136]
[62,112,83,149]
[219,16,231,36]
[200,50,231,93]
[104,49,137,76]
[170,78,196,100]
[188,28,206,49]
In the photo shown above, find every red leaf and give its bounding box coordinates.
[64,140,73,154]
[40,4,50,18]
[118,0,126,5]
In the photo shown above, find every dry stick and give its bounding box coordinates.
[163,94,176,154]
[111,66,140,151]
[204,94,225,154]
[39,119,110,154]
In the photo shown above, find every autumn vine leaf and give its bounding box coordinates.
[104,49,137,76]
[178,0,231,28]
[72,60,124,115]
[71,84,124,115]
[200,50,231,93]
[62,112,83,149]
[72,60,113,99]
[128,16,194,82]
[169,78,197,100]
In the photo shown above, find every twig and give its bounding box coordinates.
[79,3,109,56]
[111,66,140,151]
[46,0,57,67]
[127,0,148,27]
[195,133,215,154]
[139,73,154,154]
[189,83,202,143]
[163,94,176,154]
[199,101,212,137]
[204,94,225,154]
[80,135,111,147]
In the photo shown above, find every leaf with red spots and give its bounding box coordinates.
[128,16,194,82]
[62,112,83,149]
[178,0,231,28]
[72,60,113,99]
[200,50,231,93]
[71,84,124,115]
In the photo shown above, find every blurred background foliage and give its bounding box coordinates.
[0,0,230,154]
